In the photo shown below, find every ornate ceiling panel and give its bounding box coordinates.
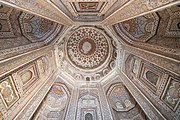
[0,0,73,25]
[0,5,15,38]
[106,82,147,120]
[107,83,136,112]
[58,26,117,81]
[0,4,65,60]
[165,6,180,37]
[123,52,180,119]
[117,13,159,42]
[50,0,120,21]
[102,0,179,25]
[19,12,61,43]
[112,5,180,59]
[1,0,179,24]
[33,83,70,119]
[61,0,117,16]
[66,27,110,70]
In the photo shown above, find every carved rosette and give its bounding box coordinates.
[66,27,112,71]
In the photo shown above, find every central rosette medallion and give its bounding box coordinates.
[66,27,110,70]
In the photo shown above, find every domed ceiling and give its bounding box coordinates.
[58,26,117,81]
[66,27,110,70]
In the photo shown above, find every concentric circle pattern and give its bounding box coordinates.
[67,27,110,70]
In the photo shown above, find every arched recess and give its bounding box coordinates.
[32,82,70,120]
[76,92,103,120]
[107,82,146,120]
[85,113,93,120]
[124,54,141,79]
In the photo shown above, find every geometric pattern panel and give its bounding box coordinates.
[0,76,19,109]
[162,77,180,111]
[19,13,58,42]
[0,5,15,38]
[0,3,65,56]
[120,13,159,42]
[66,27,111,70]
[61,26,117,81]
[112,7,179,57]
[165,6,180,37]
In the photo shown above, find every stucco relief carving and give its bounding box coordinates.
[0,4,64,61]
[17,62,39,92]
[102,0,178,25]
[0,5,15,38]
[112,5,180,58]
[60,0,118,21]
[33,83,70,119]
[59,26,117,81]
[119,13,159,42]
[76,92,102,120]
[107,83,136,112]
[0,76,19,109]
[19,13,60,42]
[0,0,73,25]
[107,82,146,120]
[15,73,57,120]
[165,6,180,37]
[162,77,180,111]
[0,46,53,76]
[123,52,180,119]
[37,56,49,75]
[0,50,54,120]
[123,45,180,76]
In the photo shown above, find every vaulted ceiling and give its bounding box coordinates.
[0,1,179,120]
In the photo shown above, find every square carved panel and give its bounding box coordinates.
[161,77,180,111]
[139,63,163,94]
[0,76,19,109]
[17,63,38,92]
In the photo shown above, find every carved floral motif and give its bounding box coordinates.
[162,78,180,111]
[0,76,19,109]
